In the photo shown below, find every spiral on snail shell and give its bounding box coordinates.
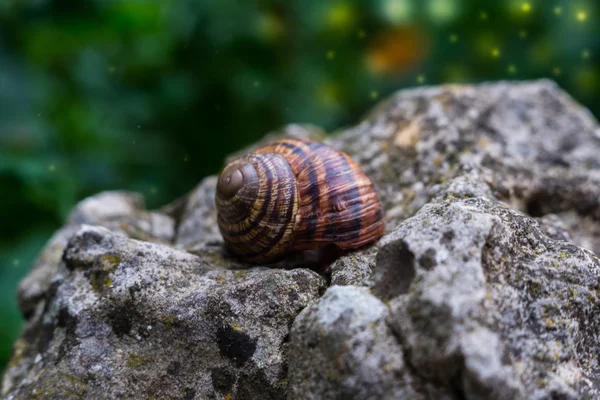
[215,138,385,263]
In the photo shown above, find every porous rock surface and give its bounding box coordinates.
[3,80,600,399]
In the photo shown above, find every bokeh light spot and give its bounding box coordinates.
[327,3,356,31]
[553,67,562,76]
[427,0,460,24]
[381,0,414,24]
[519,30,528,39]
[416,74,426,84]
[554,6,562,16]
[370,90,379,99]
[508,64,517,74]
[576,11,587,22]
[582,49,591,59]
[521,3,531,13]
[480,11,489,20]
[326,50,336,60]
[366,27,428,76]
[491,48,501,58]
[48,164,56,172]
[449,34,459,43]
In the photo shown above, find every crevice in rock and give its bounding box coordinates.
[158,189,194,244]
[372,240,416,302]
[384,312,466,400]
[523,177,600,220]
[525,190,562,218]
[216,325,258,368]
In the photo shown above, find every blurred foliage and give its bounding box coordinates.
[0,0,599,371]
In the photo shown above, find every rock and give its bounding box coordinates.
[66,191,145,225]
[16,191,175,320]
[329,247,377,287]
[174,177,221,250]
[4,80,600,399]
[4,225,325,399]
[379,196,590,399]
[288,286,422,400]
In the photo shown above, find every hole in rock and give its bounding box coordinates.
[372,240,416,302]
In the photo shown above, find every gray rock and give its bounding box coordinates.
[174,177,221,249]
[329,247,377,287]
[3,225,325,399]
[4,80,600,399]
[67,191,145,225]
[16,191,175,320]
[288,286,423,400]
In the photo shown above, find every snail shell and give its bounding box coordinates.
[215,138,385,263]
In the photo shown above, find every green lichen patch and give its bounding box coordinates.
[89,254,122,292]
[7,338,29,369]
[126,352,153,368]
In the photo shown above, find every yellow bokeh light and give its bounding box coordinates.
[327,2,356,31]
[521,2,531,13]
[370,90,379,99]
[449,34,458,43]
[474,34,501,59]
[554,7,562,16]
[326,50,336,60]
[576,11,587,22]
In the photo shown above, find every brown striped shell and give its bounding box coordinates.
[215,138,385,264]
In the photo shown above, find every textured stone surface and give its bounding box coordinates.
[4,80,600,399]
[288,286,421,400]
[16,191,175,320]
[380,195,599,399]
[4,226,325,399]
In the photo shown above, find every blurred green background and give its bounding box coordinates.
[0,0,599,371]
